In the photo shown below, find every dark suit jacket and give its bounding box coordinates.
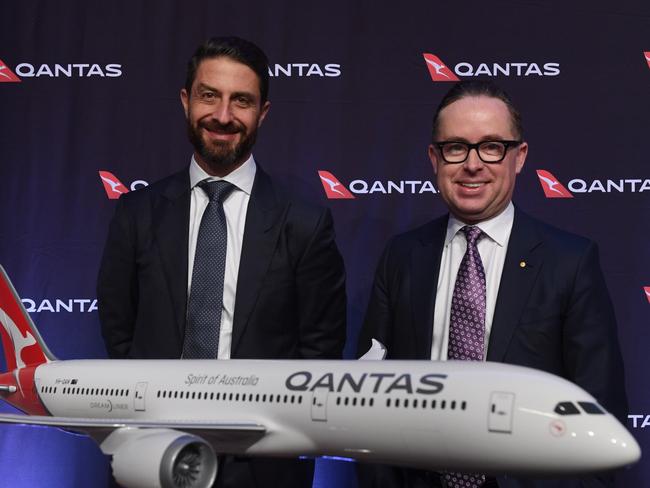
[358,208,627,488]
[97,165,346,487]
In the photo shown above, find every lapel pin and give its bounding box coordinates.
[519,261,527,268]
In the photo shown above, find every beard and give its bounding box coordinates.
[186,118,258,175]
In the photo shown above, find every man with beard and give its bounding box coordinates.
[97,36,346,488]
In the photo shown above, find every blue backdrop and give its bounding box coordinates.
[1,1,649,486]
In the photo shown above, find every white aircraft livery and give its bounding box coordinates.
[0,266,640,488]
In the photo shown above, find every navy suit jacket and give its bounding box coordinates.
[98,165,346,487]
[358,208,627,488]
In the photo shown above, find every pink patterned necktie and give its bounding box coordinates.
[444,225,486,488]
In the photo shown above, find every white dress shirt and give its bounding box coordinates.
[187,155,256,359]
[430,202,515,360]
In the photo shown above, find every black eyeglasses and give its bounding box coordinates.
[434,140,523,164]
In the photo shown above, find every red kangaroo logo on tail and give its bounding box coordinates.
[99,171,130,199]
[0,267,52,414]
[644,286,650,304]
[422,54,460,82]
[318,171,355,199]
[0,60,21,83]
[536,170,573,198]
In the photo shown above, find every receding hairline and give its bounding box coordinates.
[433,94,522,141]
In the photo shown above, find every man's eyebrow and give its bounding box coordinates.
[195,82,219,93]
[438,134,515,143]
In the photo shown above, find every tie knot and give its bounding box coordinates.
[199,180,235,203]
[461,225,483,246]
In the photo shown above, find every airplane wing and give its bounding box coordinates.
[0,413,266,446]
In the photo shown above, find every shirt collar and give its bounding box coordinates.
[189,154,257,195]
[444,201,514,247]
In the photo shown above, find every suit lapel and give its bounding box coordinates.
[231,169,284,355]
[410,217,447,358]
[487,209,544,362]
[152,170,191,341]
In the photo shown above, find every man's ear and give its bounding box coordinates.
[515,141,528,174]
[258,101,271,127]
[428,144,439,175]
[180,88,190,119]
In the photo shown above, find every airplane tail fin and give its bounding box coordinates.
[359,339,387,360]
[0,265,55,373]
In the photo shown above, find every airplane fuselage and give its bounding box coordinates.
[31,358,633,475]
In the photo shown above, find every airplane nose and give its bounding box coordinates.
[572,420,641,471]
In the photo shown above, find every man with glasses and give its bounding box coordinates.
[358,80,627,488]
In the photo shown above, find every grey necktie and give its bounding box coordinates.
[183,180,235,359]
[444,225,486,488]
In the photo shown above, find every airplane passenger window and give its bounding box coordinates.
[578,402,605,414]
[554,402,580,415]
[461,401,467,410]
[369,398,374,407]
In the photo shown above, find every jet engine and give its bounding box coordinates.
[101,428,218,488]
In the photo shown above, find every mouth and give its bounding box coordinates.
[457,182,486,189]
[201,122,242,141]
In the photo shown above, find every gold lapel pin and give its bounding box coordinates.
[519,261,527,268]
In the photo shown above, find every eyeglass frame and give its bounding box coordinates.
[433,140,524,164]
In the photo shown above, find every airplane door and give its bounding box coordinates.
[488,391,514,433]
[311,388,329,422]
[134,382,148,412]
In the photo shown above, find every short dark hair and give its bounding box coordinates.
[185,36,270,104]
[431,80,523,141]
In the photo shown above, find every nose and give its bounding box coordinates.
[210,100,233,125]
[463,147,484,172]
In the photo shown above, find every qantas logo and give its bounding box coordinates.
[0,307,39,369]
[644,287,650,304]
[535,170,573,198]
[21,298,97,314]
[0,58,122,80]
[536,169,650,197]
[0,60,21,82]
[318,171,355,199]
[286,371,447,395]
[318,170,438,199]
[645,52,650,69]
[99,171,148,199]
[268,63,341,77]
[423,53,560,81]
[423,54,460,82]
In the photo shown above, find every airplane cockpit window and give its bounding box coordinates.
[578,402,605,414]
[554,402,580,415]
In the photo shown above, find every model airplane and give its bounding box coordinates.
[0,265,640,488]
